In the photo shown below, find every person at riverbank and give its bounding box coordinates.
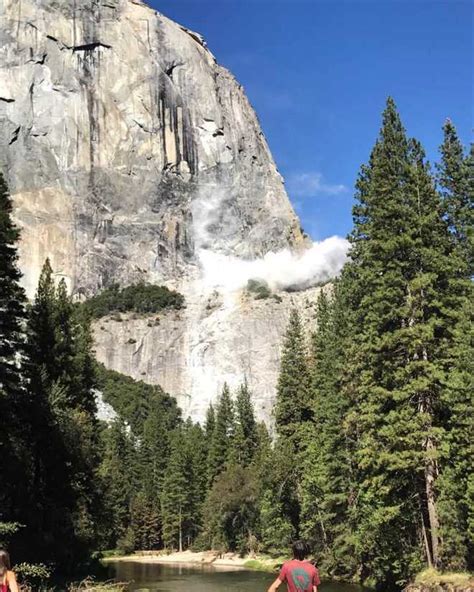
[0,550,19,592]
[267,540,320,592]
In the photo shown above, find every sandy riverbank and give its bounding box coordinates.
[103,550,279,571]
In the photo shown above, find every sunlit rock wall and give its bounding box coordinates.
[0,0,315,422]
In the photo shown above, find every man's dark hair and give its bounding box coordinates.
[292,540,310,561]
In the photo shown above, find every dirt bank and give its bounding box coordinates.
[103,550,279,571]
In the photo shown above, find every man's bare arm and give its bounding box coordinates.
[267,576,283,592]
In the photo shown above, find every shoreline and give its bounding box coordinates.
[102,550,280,572]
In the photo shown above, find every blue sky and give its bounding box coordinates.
[150,0,472,240]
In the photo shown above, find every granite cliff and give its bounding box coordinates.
[0,0,346,421]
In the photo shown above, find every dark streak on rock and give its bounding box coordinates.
[9,126,21,145]
[73,41,111,52]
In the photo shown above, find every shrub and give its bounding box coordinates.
[247,279,271,300]
[82,284,184,319]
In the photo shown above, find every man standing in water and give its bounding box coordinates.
[267,541,320,592]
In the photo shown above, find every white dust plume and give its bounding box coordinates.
[197,236,350,293]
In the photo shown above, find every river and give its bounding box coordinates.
[108,561,371,592]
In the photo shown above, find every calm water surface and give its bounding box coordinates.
[108,561,370,592]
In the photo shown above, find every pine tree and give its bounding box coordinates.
[437,120,473,273]
[161,430,190,551]
[100,419,135,546]
[204,403,216,440]
[0,172,32,547]
[436,296,474,570]
[25,260,102,568]
[340,98,467,586]
[202,464,260,553]
[300,287,354,577]
[274,308,312,446]
[233,381,258,466]
[0,171,27,400]
[259,437,297,554]
[207,384,235,484]
[129,492,161,551]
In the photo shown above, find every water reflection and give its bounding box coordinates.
[108,561,370,592]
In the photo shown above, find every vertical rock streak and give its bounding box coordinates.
[1,0,311,420]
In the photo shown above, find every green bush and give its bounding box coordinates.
[82,283,184,319]
[15,562,51,588]
[247,279,271,300]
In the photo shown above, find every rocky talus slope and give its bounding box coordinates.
[1,0,324,421]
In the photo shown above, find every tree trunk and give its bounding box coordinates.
[421,344,440,567]
[425,437,440,566]
[419,504,433,568]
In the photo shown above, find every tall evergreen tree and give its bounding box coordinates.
[207,384,235,484]
[25,260,101,568]
[161,429,192,551]
[274,308,312,445]
[437,119,473,273]
[233,381,258,466]
[436,296,474,570]
[0,171,27,400]
[341,98,466,587]
[301,287,354,578]
[99,419,135,546]
[0,172,31,553]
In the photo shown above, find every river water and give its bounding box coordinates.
[108,561,370,592]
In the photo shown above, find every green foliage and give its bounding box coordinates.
[99,419,135,547]
[96,368,182,552]
[23,260,102,570]
[0,173,31,527]
[247,279,272,300]
[0,172,27,396]
[95,364,180,435]
[201,464,261,554]
[1,104,471,592]
[207,384,235,484]
[437,119,473,274]
[15,563,51,588]
[274,308,312,444]
[300,287,356,578]
[82,283,184,318]
[232,382,259,466]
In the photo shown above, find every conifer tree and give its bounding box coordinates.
[99,419,134,546]
[274,308,312,445]
[301,287,354,577]
[161,430,190,550]
[341,98,467,585]
[437,120,473,273]
[204,403,216,440]
[0,171,27,400]
[436,296,474,570]
[207,384,235,484]
[183,420,208,544]
[129,492,161,551]
[259,438,297,554]
[0,172,31,542]
[26,260,101,567]
[233,381,258,466]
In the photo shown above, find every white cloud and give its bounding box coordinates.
[198,236,350,293]
[286,171,347,198]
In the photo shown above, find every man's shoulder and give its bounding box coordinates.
[284,559,317,572]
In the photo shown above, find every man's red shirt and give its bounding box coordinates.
[279,559,320,592]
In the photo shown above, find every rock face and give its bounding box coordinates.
[0,0,316,421]
[93,287,322,422]
[1,0,306,295]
